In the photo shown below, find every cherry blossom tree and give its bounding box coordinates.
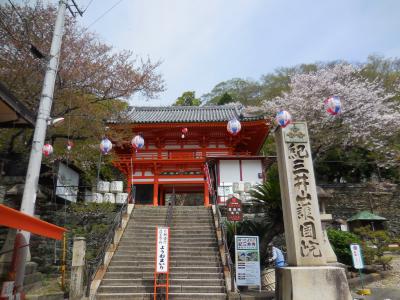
[262,64,400,165]
[0,2,164,181]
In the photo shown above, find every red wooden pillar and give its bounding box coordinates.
[159,185,164,206]
[127,173,132,194]
[153,182,159,206]
[204,181,210,207]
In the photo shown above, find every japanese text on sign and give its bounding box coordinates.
[350,243,364,269]
[156,227,169,273]
[235,236,261,287]
[288,141,322,258]
[227,197,243,222]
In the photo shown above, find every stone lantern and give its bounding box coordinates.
[317,186,337,263]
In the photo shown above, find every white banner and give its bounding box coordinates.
[217,185,233,196]
[56,162,79,202]
[350,243,364,269]
[156,227,169,273]
[235,235,261,287]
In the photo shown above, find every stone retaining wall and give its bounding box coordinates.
[321,182,400,235]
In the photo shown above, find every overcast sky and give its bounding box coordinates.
[76,0,400,106]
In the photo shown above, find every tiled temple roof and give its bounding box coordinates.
[109,105,265,124]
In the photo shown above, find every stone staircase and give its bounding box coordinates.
[96,206,227,299]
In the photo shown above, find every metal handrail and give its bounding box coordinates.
[165,189,175,227]
[214,200,235,292]
[84,190,131,297]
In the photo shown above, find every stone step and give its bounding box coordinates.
[116,246,219,252]
[126,225,215,230]
[100,278,225,286]
[118,241,218,247]
[103,272,224,280]
[123,232,216,238]
[95,292,226,300]
[97,285,225,294]
[114,251,219,257]
[171,222,214,227]
[119,236,217,242]
[122,233,216,239]
[109,260,221,267]
[112,254,220,261]
[106,266,223,273]
[132,216,168,220]
[133,211,210,215]
[171,219,213,222]
[120,236,217,242]
[96,205,224,299]
[171,215,212,218]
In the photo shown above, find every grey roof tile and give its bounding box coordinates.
[109,105,264,124]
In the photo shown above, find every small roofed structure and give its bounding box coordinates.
[347,210,387,232]
[0,82,35,128]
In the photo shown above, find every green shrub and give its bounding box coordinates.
[360,243,376,265]
[354,226,393,269]
[327,229,361,265]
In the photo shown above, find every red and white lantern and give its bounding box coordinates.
[66,140,74,151]
[131,135,144,150]
[42,144,53,157]
[100,138,112,155]
[227,118,241,136]
[275,110,292,128]
[324,95,342,116]
[181,127,188,139]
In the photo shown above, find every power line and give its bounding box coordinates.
[85,0,124,30]
[82,0,95,13]
[7,0,25,23]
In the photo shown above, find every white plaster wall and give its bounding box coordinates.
[219,160,240,183]
[132,178,153,182]
[242,160,263,183]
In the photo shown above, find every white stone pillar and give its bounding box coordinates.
[70,236,86,300]
[275,122,352,300]
[275,122,326,266]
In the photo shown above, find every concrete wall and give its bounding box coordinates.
[322,181,400,235]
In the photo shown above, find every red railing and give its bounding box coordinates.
[116,151,252,162]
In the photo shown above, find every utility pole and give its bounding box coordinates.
[12,0,67,295]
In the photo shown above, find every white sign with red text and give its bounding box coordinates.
[350,243,364,269]
[156,226,170,273]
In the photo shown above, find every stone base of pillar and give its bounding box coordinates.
[275,266,352,300]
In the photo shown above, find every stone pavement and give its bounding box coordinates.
[352,288,400,300]
[351,254,400,300]
[228,289,274,299]
[365,254,400,290]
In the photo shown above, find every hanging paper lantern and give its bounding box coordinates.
[324,95,342,115]
[181,127,188,139]
[100,138,112,155]
[131,135,144,150]
[227,118,241,136]
[275,110,292,128]
[66,140,74,151]
[42,144,53,157]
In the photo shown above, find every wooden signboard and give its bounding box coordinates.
[226,197,243,222]
[154,226,170,300]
